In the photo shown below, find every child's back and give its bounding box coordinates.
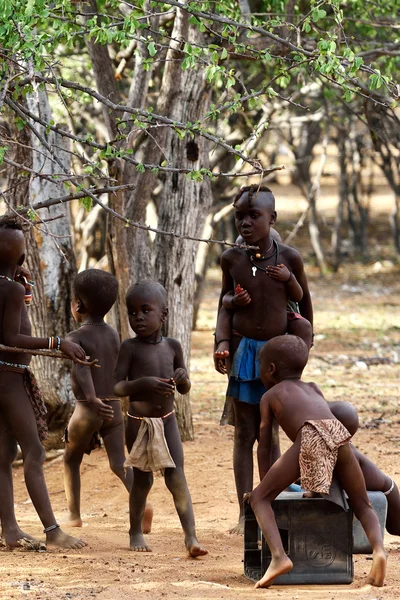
[63,269,135,528]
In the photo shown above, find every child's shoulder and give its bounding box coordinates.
[277,242,303,264]
[163,336,182,352]
[221,247,245,264]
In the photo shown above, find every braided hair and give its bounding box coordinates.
[233,185,275,209]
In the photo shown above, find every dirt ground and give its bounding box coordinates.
[1,197,400,600]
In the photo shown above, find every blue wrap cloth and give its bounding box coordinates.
[226,336,268,405]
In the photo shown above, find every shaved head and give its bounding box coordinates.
[260,335,309,378]
[126,281,168,310]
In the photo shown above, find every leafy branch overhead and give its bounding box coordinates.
[1,0,399,212]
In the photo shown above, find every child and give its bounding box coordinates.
[114,281,207,557]
[214,228,312,374]
[63,269,152,532]
[250,335,386,588]
[216,185,313,533]
[0,215,86,549]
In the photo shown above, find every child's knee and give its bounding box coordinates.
[288,318,312,348]
[164,467,186,491]
[23,442,45,467]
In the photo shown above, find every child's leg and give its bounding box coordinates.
[63,402,104,527]
[230,399,263,534]
[287,316,312,349]
[214,307,232,373]
[336,444,386,586]
[328,401,359,436]
[163,415,208,557]
[352,447,400,536]
[126,417,153,551]
[250,435,301,588]
[101,402,132,492]
[0,372,85,549]
[0,425,38,547]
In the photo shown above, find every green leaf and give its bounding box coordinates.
[221,47,228,60]
[148,41,156,57]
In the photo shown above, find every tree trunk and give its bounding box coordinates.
[7,91,77,448]
[153,10,213,440]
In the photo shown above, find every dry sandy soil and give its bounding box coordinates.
[1,196,400,600]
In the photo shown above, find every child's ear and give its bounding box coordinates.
[269,361,276,376]
[161,307,168,322]
[77,299,87,314]
[18,253,25,266]
[270,211,277,225]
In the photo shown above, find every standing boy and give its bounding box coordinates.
[250,335,386,588]
[0,216,86,549]
[217,185,313,533]
[63,269,152,532]
[114,281,207,558]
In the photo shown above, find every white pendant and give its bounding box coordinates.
[252,266,257,277]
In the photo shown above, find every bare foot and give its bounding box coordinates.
[302,491,320,498]
[66,516,83,528]
[2,527,37,549]
[46,528,86,549]
[366,549,386,587]
[185,536,208,558]
[142,502,153,535]
[229,516,244,535]
[130,532,152,552]
[254,555,293,588]
[214,341,230,360]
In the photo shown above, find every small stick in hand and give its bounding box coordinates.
[0,345,100,368]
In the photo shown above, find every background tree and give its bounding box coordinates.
[1,0,399,442]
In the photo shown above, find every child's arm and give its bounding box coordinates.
[4,283,86,362]
[113,342,175,397]
[266,264,303,302]
[171,339,191,395]
[257,394,275,480]
[66,331,113,420]
[222,284,251,310]
[290,252,314,335]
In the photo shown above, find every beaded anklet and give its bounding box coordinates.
[43,523,60,534]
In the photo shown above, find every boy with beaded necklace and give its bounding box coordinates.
[215,185,313,534]
[0,215,86,549]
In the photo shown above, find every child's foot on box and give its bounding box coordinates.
[366,549,386,587]
[254,555,293,588]
[229,515,244,535]
[46,527,86,549]
[185,536,208,558]
[214,340,230,359]
[130,532,152,552]
[142,502,153,534]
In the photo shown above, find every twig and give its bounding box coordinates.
[0,345,100,367]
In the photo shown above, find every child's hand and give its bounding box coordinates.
[172,368,188,385]
[234,284,251,306]
[88,397,114,420]
[266,263,291,282]
[60,339,87,363]
[146,376,176,396]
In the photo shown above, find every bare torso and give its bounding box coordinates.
[122,337,177,417]
[222,243,300,341]
[266,380,335,441]
[0,280,31,366]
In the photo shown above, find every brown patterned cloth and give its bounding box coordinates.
[299,419,351,494]
[0,362,48,442]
